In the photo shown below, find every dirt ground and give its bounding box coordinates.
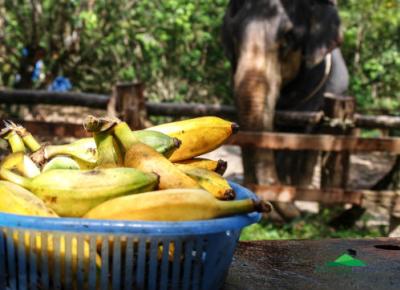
[202,145,396,189]
[202,145,396,229]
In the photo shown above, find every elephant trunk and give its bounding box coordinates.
[234,53,281,131]
[233,31,282,185]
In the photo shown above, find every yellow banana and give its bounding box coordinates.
[30,137,98,169]
[176,158,228,175]
[0,180,58,216]
[147,116,239,162]
[42,156,81,172]
[84,188,272,221]
[1,152,40,178]
[174,163,235,200]
[0,167,159,217]
[0,181,102,278]
[112,121,199,189]
[93,131,123,168]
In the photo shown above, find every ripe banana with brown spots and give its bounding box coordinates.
[174,163,235,200]
[175,158,228,175]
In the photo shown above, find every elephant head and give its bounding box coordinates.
[222,0,343,185]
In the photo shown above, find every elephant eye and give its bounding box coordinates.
[280,31,296,58]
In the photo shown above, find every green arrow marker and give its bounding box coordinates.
[326,254,366,267]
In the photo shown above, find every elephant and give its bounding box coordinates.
[222,0,349,187]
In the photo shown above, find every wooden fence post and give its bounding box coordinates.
[108,82,147,130]
[320,94,355,189]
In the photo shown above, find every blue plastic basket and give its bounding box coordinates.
[0,182,261,290]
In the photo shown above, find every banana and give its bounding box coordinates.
[174,163,235,200]
[30,137,98,169]
[42,156,81,172]
[132,130,181,158]
[0,124,26,153]
[147,116,239,162]
[84,188,272,221]
[0,180,58,216]
[111,121,199,189]
[176,158,228,175]
[0,167,159,217]
[0,181,102,278]
[1,152,40,178]
[124,142,200,189]
[93,131,123,168]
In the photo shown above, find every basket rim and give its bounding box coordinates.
[0,181,262,235]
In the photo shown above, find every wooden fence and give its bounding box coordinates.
[1,84,400,209]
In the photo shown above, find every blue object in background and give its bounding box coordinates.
[31,60,43,81]
[21,47,29,57]
[48,76,72,92]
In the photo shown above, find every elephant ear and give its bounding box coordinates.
[304,0,342,68]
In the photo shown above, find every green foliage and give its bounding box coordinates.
[240,209,386,241]
[0,0,231,104]
[0,0,398,111]
[339,0,400,113]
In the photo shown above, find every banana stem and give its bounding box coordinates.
[44,144,69,159]
[112,122,139,151]
[216,159,228,175]
[21,133,41,152]
[216,199,272,217]
[94,131,123,167]
[0,168,31,188]
[6,132,26,153]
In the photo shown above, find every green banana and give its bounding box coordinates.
[132,130,181,158]
[84,189,272,221]
[0,167,159,217]
[42,156,81,172]
[1,152,40,178]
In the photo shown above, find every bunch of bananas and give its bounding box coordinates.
[0,116,272,287]
[0,116,271,222]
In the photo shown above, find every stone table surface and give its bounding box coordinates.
[223,238,400,290]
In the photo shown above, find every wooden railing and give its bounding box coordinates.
[1,85,400,210]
